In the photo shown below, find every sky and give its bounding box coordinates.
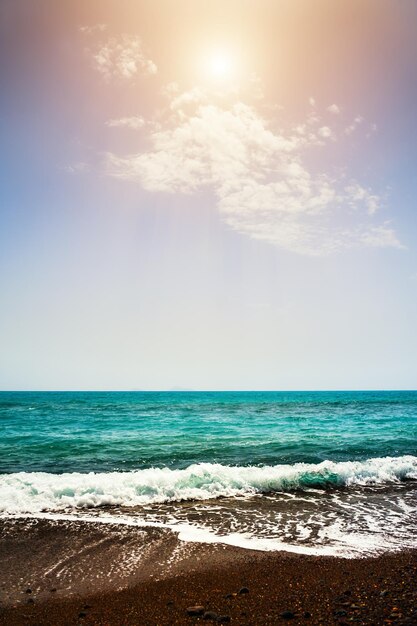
[1,0,417,391]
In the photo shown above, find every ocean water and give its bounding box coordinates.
[1,390,417,557]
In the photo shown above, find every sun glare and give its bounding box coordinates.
[209,53,232,77]
[204,50,235,79]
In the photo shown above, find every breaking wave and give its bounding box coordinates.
[1,455,417,515]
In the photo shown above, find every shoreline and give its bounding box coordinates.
[1,518,417,625]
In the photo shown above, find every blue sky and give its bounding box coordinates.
[1,0,416,390]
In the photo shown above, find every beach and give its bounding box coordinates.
[1,517,417,626]
[1,392,417,624]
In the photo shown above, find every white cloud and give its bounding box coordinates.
[170,87,207,112]
[318,126,333,139]
[345,115,364,136]
[90,34,157,80]
[106,116,146,130]
[327,104,340,114]
[359,223,404,249]
[64,161,89,174]
[345,183,380,215]
[104,87,400,255]
[107,103,297,194]
[217,178,343,255]
[79,24,107,35]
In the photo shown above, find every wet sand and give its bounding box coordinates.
[0,517,416,625]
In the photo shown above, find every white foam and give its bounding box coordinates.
[7,508,413,559]
[1,456,416,515]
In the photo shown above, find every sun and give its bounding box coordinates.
[208,52,233,78]
[203,49,235,80]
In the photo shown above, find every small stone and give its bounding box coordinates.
[217,617,231,624]
[238,587,249,594]
[335,610,347,616]
[225,593,234,599]
[50,588,57,593]
[25,588,32,594]
[304,612,311,618]
[280,611,295,619]
[27,598,34,604]
[203,611,218,621]
[167,600,174,606]
[186,606,205,616]
[343,590,352,596]
[78,612,87,618]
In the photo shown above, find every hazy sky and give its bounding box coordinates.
[1,0,417,390]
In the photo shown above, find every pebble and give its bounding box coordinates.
[25,588,32,594]
[203,611,218,621]
[280,610,295,619]
[186,605,205,616]
[217,616,231,623]
[238,587,249,594]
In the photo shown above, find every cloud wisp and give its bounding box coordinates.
[85,33,157,80]
[79,24,107,35]
[106,116,146,130]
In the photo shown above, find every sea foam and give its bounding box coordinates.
[1,455,416,515]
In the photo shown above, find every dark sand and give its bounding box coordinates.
[1,518,416,625]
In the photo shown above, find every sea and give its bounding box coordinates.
[1,390,417,558]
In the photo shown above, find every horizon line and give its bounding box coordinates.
[1,388,416,393]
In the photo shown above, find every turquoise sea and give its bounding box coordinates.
[1,390,417,556]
